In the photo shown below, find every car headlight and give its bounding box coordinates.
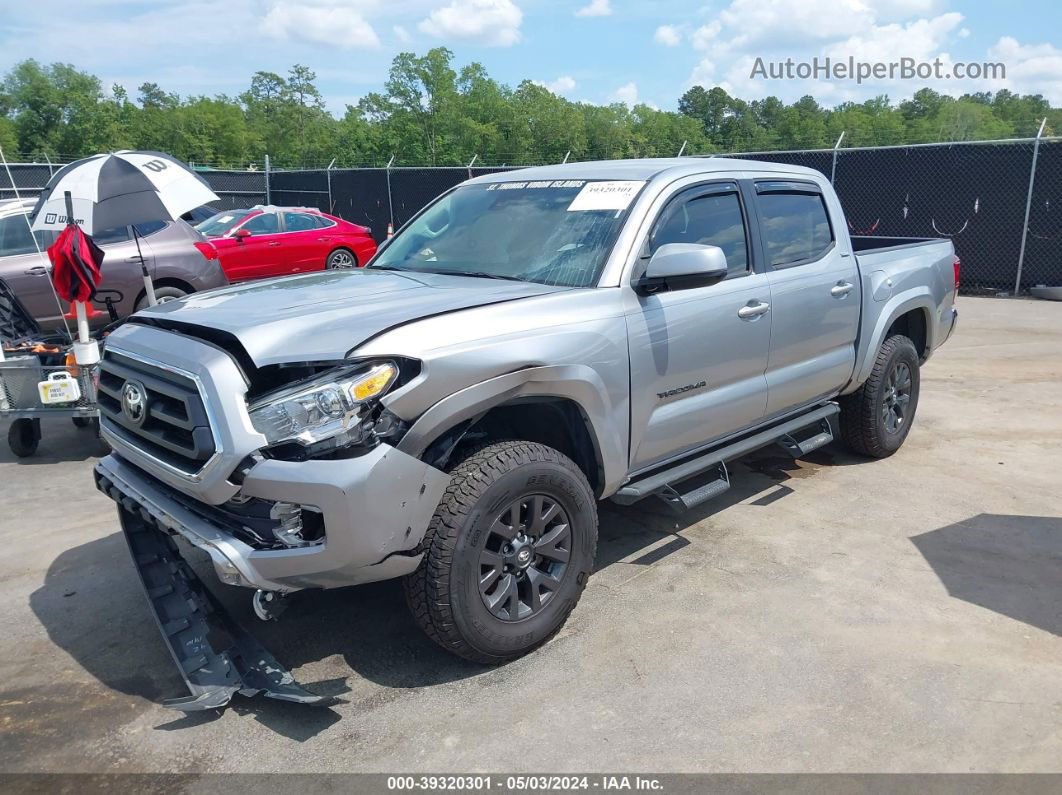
[248,362,398,448]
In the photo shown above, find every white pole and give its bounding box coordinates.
[1014,118,1047,295]
[75,301,90,343]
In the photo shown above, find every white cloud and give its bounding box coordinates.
[689,58,715,86]
[418,0,522,46]
[988,36,1062,104]
[393,24,412,43]
[654,25,682,47]
[612,81,638,105]
[575,0,611,18]
[533,75,577,94]
[261,1,381,49]
[691,20,721,51]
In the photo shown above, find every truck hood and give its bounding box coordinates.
[136,269,569,366]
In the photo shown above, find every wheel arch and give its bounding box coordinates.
[394,365,627,497]
[846,290,935,394]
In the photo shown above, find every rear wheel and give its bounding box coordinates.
[326,248,357,269]
[839,334,921,458]
[404,441,598,664]
[8,418,40,458]
[135,285,188,312]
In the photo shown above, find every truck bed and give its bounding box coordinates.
[850,235,945,254]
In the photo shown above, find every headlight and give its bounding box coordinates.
[248,362,397,448]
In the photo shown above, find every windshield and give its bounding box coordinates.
[369,180,643,287]
[195,210,250,238]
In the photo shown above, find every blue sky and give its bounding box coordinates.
[1,0,1060,115]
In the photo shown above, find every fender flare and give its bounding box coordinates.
[849,289,935,391]
[395,364,627,496]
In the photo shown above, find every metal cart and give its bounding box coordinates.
[0,278,102,458]
[0,357,100,457]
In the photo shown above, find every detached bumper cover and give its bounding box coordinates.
[110,495,324,711]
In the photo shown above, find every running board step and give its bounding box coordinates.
[612,403,840,506]
[657,463,730,511]
[777,418,834,458]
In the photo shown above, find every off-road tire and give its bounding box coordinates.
[839,334,920,458]
[404,441,598,664]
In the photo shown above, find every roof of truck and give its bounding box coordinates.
[465,157,824,185]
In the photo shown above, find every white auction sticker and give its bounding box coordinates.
[567,181,644,212]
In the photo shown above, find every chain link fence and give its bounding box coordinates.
[726,138,1061,294]
[4,137,1059,294]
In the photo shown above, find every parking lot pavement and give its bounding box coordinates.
[0,295,1060,774]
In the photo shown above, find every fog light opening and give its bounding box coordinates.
[269,502,325,548]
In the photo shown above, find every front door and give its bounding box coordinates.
[626,182,773,470]
[215,211,284,281]
[753,180,860,417]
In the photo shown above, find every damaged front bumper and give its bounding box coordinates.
[112,502,324,711]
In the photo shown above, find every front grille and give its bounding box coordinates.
[98,350,216,474]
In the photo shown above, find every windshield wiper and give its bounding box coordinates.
[444,270,529,282]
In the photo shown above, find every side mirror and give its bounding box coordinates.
[636,243,728,295]
[234,228,252,239]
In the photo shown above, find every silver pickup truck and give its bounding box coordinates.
[93,158,958,710]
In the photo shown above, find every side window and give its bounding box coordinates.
[0,214,36,257]
[756,190,833,267]
[313,214,336,229]
[650,190,749,276]
[94,225,131,246]
[241,213,279,234]
[133,220,166,237]
[283,212,318,232]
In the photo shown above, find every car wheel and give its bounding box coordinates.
[326,248,357,269]
[404,440,598,664]
[8,419,40,458]
[839,334,921,458]
[135,286,188,312]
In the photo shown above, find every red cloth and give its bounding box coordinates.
[47,225,104,303]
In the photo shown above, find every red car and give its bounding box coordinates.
[195,206,377,282]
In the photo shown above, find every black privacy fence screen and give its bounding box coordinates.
[3,137,1059,294]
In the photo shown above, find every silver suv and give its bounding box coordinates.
[0,198,229,330]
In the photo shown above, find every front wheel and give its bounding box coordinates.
[404,441,598,664]
[326,248,357,269]
[839,334,921,458]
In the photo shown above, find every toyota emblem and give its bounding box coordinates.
[121,381,147,425]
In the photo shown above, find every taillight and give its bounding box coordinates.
[953,256,961,292]
[194,241,218,261]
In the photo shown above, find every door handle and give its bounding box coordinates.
[24,265,49,276]
[125,255,145,263]
[268,241,282,247]
[738,301,770,319]
[831,281,854,297]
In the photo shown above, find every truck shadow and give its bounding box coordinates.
[25,446,839,739]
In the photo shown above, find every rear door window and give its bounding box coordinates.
[283,212,318,232]
[755,188,834,267]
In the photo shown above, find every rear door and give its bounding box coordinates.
[754,180,859,416]
[282,211,327,271]
[626,181,773,469]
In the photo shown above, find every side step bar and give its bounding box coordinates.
[101,480,325,711]
[612,403,839,507]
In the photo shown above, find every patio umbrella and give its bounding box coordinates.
[30,151,219,306]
